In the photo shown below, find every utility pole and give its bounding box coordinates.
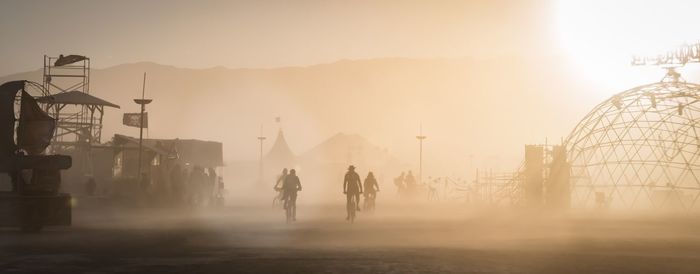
[134,72,152,180]
[257,125,266,184]
[416,123,427,184]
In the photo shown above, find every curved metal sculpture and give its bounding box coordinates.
[565,72,700,210]
[0,80,72,232]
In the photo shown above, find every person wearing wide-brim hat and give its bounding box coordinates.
[343,165,363,220]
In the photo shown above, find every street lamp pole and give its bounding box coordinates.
[416,123,427,184]
[134,72,152,180]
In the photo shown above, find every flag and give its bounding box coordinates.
[123,112,148,128]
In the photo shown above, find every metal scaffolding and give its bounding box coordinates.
[42,55,97,147]
[39,55,119,184]
[480,144,570,209]
[474,169,523,206]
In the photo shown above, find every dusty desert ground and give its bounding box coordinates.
[2,199,700,273]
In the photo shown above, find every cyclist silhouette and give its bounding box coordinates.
[282,169,302,222]
[273,168,288,207]
[343,165,363,221]
[363,171,379,211]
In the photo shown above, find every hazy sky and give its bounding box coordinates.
[3,0,700,176]
[3,0,700,81]
[0,0,556,76]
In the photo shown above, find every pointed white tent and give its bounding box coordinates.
[264,129,296,172]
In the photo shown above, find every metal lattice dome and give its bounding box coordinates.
[565,72,700,210]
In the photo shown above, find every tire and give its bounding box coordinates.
[349,200,355,223]
[287,206,293,223]
[285,199,295,224]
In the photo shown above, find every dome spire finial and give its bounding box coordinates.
[662,67,683,83]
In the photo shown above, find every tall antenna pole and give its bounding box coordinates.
[416,123,427,184]
[257,125,266,184]
[141,72,146,99]
[134,72,152,181]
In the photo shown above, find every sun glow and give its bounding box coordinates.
[554,0,700,92]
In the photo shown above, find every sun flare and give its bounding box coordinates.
[554,0,700,91]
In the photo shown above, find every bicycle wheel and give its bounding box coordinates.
[286,203,292,224]
[349,200,356,223]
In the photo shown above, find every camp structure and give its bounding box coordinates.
[35,60,121,193]
[110,134,223,198]
[297,133,402,199]
[35,91,120,186]
[300,133,397,170]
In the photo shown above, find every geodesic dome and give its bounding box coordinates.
[565,73,700,210]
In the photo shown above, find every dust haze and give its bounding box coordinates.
[3,0,700,273]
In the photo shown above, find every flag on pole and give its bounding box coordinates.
[123,112,148,128]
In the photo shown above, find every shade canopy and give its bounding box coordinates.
[37,90,120,108]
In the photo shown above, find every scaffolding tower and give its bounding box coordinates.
[39,55,119,185]
[42,55,101,147]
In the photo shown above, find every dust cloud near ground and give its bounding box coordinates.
[2,199,700,273]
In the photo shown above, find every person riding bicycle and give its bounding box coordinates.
[343,165,363,220]
[282,169,302,221]
[273,168,288,205]
[363,172,379,208]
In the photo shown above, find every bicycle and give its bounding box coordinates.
[347,199,356,223]
[284,195,297,224]
[272,188,284,208]
[363,191,377,213]
[345,192,359,223]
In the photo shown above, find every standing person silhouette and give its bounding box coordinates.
[394,172,406,196]
[405,170,416,198]
[343,165,363,220]
[189,166,207,206]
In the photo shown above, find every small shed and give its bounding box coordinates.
[112,134,223,179]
